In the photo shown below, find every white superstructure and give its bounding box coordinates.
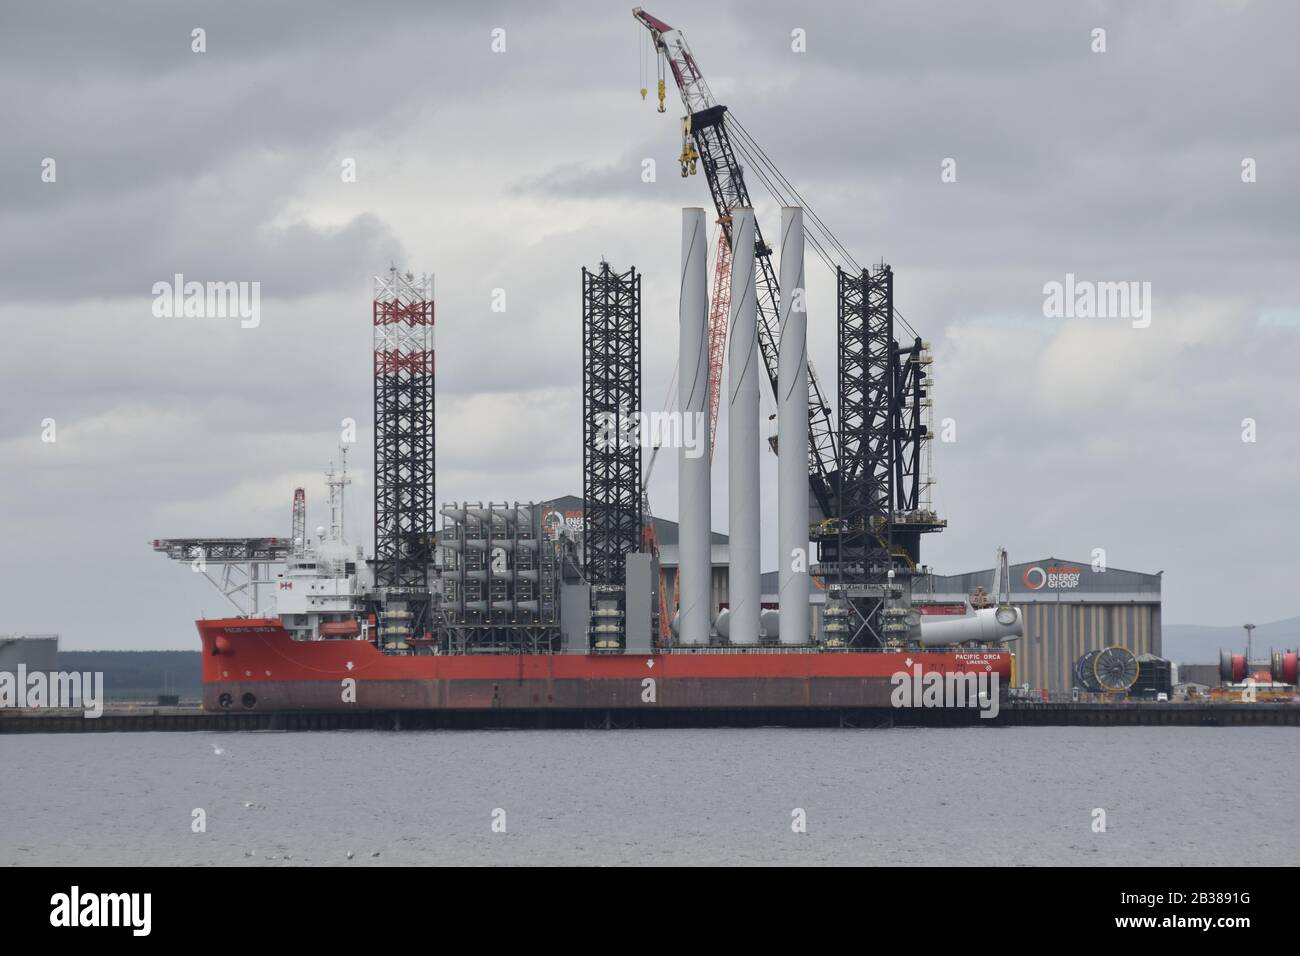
[274,447,373,641]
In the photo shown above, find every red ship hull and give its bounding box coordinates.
[199,619,1012,714]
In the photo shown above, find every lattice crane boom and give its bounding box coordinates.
[634,7,837,520]
[706,220,731,464]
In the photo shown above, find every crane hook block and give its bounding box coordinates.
[657,79,666,113]
[678,140,700,177]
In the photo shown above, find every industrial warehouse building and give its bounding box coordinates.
[921,559,1163,696]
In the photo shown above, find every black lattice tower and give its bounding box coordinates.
[891,337,925,513]
[889,335,940,565]
[581,263,642,588]
[830,264,895,644]
[373,268,435,599]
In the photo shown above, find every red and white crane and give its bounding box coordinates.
[633,6,851,519]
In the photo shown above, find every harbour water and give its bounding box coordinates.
[2,727,1295,866]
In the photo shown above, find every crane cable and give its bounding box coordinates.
[729,115,861,274]
[727,135,843,292]
[638,25,647,100]
[724,131,837,272]
[638,26,917,337]
[724,113,918,340]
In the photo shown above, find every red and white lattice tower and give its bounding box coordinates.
[372,269,435,619]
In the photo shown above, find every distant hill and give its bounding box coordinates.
[59,650,202,701]
[1163,617,1300,664]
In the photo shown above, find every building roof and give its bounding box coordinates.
[925,557,1161,600]
[539,495,729,547]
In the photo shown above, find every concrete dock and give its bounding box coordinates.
[2,700,1298,732]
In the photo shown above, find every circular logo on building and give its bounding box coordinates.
[1023,565,1048,590]
[542,510,565,540]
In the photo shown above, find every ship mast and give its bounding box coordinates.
[325,446,352,543]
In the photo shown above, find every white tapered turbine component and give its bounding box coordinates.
[777,207,809,645]
[727,208,760,645]
[677,207,711,645]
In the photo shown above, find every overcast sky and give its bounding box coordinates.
[2,0,1297,649]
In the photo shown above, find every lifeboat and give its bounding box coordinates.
[319,619,361,638]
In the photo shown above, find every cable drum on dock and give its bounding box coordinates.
[1093,646,1140,692]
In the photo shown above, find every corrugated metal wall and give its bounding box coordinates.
[1013,603,1161,695]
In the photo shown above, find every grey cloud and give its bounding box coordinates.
[2,0,1298,648]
